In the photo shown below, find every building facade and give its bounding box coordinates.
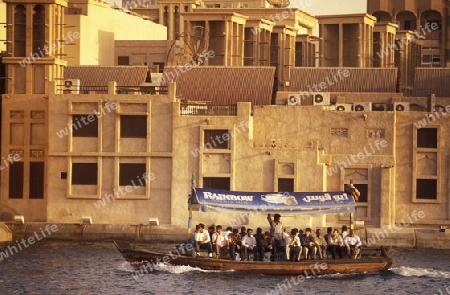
[0,0,449,242]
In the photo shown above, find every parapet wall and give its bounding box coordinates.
[2,223,449,249]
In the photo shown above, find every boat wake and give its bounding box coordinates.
[390,266,450,278]
[152,263,233,274]
[117,261,136,273]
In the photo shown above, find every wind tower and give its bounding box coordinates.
[0,0,68,221]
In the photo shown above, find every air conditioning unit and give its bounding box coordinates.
[287,94,301,106]
[353,102,372,111]
[335,103,352,112]
[313,93,331,106]
[394,102,410,112]
[372,103,388,111]
[63,79,80,94]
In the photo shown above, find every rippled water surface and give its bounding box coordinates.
[0,241,449,295]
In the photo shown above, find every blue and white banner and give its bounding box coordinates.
[193,188,356,214]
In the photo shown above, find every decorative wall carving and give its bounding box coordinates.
[30,149,45,158]
[31,111,45,119]
[331,128,348,137]
[10,149,24,158]
[10,111,24,119]
[367,128,385,139]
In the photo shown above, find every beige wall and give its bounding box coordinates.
[64,1,167,66]
[46,83,173,224]
[2,85,449,230]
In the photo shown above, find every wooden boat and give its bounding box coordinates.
[114,241,393,276]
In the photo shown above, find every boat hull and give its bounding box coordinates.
[114,241,393,276]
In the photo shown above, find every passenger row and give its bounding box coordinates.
[192,214,362,261]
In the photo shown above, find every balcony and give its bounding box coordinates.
[180,103,237,116]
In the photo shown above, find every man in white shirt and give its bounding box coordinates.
[286,228,301,262]
[343,229,362,259]
[341,225,349,239]
[195,223,213,257]
[211,225,229,259]
[241,228,257,261]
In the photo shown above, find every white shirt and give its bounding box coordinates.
[344,235,362,247]
[242,234,257,248]
[287,235,300,247]
[342,231,349,239]
[195,230,210,243]
[212,232,228,247]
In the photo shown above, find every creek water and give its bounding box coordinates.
[0,241,449,295]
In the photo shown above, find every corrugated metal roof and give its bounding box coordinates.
[413,68,450,97]
[64,66,148,86]
[161,66,275,105]
[290,67,398,93]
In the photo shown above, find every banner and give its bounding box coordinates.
[193,188,356,214]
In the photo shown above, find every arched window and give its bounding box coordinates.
[174,6,180,40]
[33,5,46,56]
[372,11,391,23]
[14,5,26,57]
[420,10,441,40]
[184,6,189,12]
[396,11,416,31]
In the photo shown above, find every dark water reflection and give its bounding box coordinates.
[0,241,449,295]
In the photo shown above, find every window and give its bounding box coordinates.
[72,163,97,185]
[163,6,168,27]
[9,162,24,199]
[278,178,293,192]
[417,128,437,148]
[33,5,45,54]
[352,183,368,203]
[14,5,26,57]
[203,177,230,190]
[119,163,146,186]
[174,6,180,40]
[416,179,437,200]
[414,127,439,201]
[120,115,147,138]
[203,130,230,149]
[118,56,130,65]
[72,114,98,137]
[29,162,44,199]
[153,62,165,73]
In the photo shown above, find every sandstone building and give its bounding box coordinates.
[0,0,449,244]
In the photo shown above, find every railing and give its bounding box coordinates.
[59,85,168,94]
[79,86,108,94]
[180,103,237,116]
[62,86,108,94]
[116,85,168,94]
[425,30,441,40]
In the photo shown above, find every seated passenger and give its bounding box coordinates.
[228,228,242,261]
[314,228,327,259]
[258,231,274,261]
[324,227,333,245]
[327,229,344,259]
[240,226,247,239]
[212,225,229,259]
[343,229,362,259]
[341,225,349,239]
[301,228,316,259]
[241,228,257,261]
[195,223,213,257]
[286,228,301,262]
